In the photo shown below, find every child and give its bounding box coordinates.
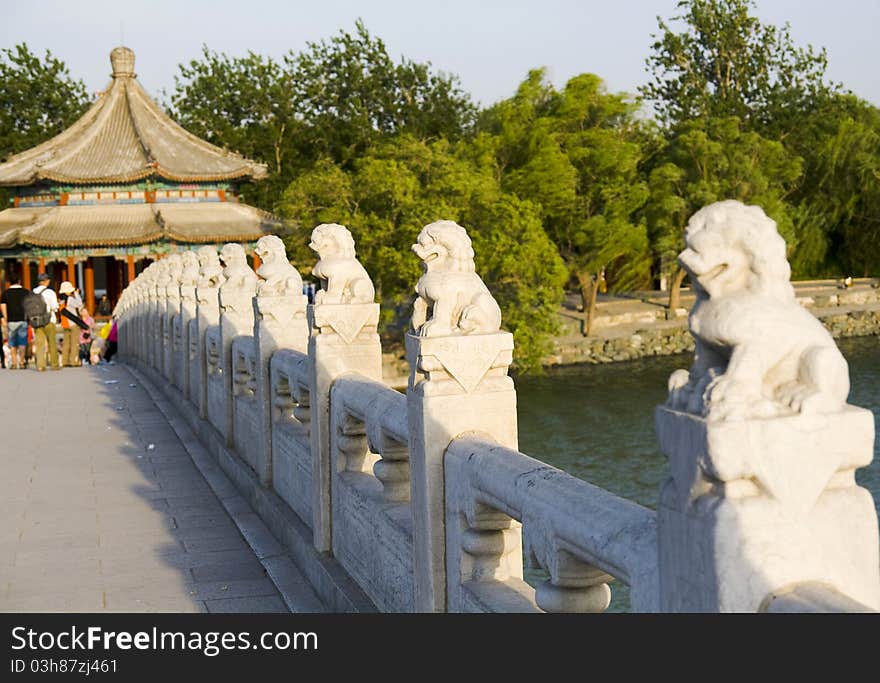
[79,309,94,363]
[90,336,106,365]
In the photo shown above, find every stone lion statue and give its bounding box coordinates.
[161,253,184,289]
[255,235,302,297]
[180,251,200,287]
[219,243,259,292]
[197,246,225,288]
[309,223,375,304]
[411,220,502,337]
[666,200,849,421]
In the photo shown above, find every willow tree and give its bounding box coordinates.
[477,70,651,335]
[646,116,802,310]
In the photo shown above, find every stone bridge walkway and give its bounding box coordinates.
[0,363,324,613]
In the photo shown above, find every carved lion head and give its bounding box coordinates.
[180,251,200,285]
[309,223,357,260]
[412,220,476,273]
[255,235,287,264]
[679,200,793,302]
[197,245,220,269]
[219,242,247,267]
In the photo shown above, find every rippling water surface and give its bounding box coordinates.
[514,336,880,610]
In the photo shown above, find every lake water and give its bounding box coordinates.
[514,335,880,610]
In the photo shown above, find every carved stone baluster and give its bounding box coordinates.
[336,412,378,474]
[369,431,409,504]
[532,552,613,613]
[458,505,521,585]
[272,373,296,423]
[291,382,310,433]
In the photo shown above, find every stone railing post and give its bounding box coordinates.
[177,251,200,399]
[216,243,259,445]
[306,223,382,552]
[163,254,184,382]
[656,200,880,612]
[193,246,225,419]
[655,408,880,611]
[150,279,164,372]
[405,220,518,612]
[252,235,309,487]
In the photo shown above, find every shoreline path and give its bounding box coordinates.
[0,363,325,613]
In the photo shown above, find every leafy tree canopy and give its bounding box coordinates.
[277,135,566,371]
[0,43,89,159]
[641,0,833,132]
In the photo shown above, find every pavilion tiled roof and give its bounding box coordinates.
[0,47,268,187]
[0,202,279,248]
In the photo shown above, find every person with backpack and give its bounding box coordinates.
[29,273,60,371]
[1,276,29,369]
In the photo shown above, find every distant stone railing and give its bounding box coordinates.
[115,204,880,613]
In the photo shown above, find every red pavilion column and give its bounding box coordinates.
[127,255,136,285]
[84,258,95,314]
[67,256,76,286]
[252,252,262,271]
[21,258,31,289]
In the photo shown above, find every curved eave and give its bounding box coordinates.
[0,202,279,249]
[22,230,168,248]
[15,167,264,187]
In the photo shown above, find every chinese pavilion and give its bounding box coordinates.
[0,46,279,313]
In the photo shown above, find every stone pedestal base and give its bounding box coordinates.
[253,295,309,486]
[406,331,518,612]
[308,302,383,552]
[655,406,880,611]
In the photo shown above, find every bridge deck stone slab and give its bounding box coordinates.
[0,363,324,613]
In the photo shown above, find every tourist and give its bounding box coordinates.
[32,273,60,371]
[1,276,28,369]
[104,317,119,363]
[78,308,94,364]
[58,281,83,367]
[97,294,112,316]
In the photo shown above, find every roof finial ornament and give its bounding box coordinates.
[110,46,136,78]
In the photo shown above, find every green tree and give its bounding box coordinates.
[278,135,566,370]
[478,70,652,335]
[788,94,880,277]
[167,47,302,210]
[289,20,476,167]
[169,22,476,211]
[0,43,90,158]
[645,116,802,309]
[0,44,89,209]
[641,0,832,131]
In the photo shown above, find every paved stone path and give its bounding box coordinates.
[0,362,324,613]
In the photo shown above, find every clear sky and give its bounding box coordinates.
[4,0,878,108]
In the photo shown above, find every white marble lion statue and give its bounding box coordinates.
[255,235,302,297]
[411,220,502,337]
[219,243,259,292]
[196,245,225,289]
[666,200,850,421]
[179,251,200,287]
[308,223,375,304]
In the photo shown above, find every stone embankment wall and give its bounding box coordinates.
[549,289,880,366]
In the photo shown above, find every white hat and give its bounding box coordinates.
[59,281,75,295]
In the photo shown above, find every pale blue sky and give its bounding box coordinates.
[4,0,878,108]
